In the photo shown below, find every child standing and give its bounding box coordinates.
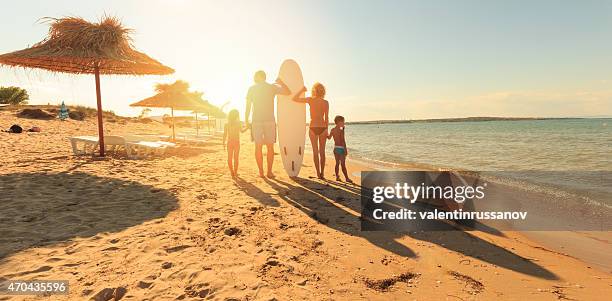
[223,109,247,177]
[328,115,353,183]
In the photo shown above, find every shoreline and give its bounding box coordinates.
[337,155,612,273]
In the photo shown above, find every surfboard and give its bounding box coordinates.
[277,59,306,177]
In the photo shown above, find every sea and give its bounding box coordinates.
[308,118,612,207]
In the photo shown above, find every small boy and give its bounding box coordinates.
[328,115,353,183]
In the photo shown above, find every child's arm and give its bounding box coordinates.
[292,86,309,103]
[327,127,334,140]
[240,123,248,133]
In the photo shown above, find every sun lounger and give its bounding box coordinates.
[131,134,174,143]
[69,135,100,155]
[69,135,138,158]
[127,141,167,157]
[69,135,174,159]
[125,135,177,157]
[126,135,177,146]
[104,135,134,156]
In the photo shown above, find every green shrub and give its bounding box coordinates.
[0,86,29,105]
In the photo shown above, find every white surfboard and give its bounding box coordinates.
[277,59,306,177]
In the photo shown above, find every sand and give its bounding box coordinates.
[0,106,611,300]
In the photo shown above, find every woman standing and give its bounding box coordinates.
[293,83,329,179]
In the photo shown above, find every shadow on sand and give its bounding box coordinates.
[0,172,178,261]
[234,177,280,207]
[265,177,416,258]
[265,177,558,280]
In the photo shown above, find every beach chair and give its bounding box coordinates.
[69,135,99,155]
[125,135,177,158]
[104,135,132,154]
[127,141,164,157]
[130,133,174,143]
[69,135,136,158]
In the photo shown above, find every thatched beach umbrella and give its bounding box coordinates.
[0,16,174,156]
[130,90,207,141]
[189,92,226,135]
[192,105,213,136]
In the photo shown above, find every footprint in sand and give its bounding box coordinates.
[363,272,419,292]
[45,257,64,263]
[90,287,127,301]
[161,262,173,269]
[184,283,214,299]
[164,245,192,253]
[137,281,152,289]
[6,265,53,278]
[102,246,122,252]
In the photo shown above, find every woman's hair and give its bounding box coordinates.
[228,109,240,124]
[311,82,326,98]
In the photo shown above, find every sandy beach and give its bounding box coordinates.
[1,106,611,301]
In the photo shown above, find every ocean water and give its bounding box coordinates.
[340,118,611,171]
[310,118,612,206]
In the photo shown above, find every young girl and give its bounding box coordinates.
[293,83,329,179]
[328,115,352,183]
[223,109,247,177]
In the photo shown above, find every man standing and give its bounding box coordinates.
[245,70,290,178]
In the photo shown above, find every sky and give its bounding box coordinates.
[1,0,612,121]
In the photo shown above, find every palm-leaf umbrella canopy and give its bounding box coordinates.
[130,91,204,110]
[0,16,174,156]
[188,93,226,136]
[130,81,210,140]
[192,100,226,117]
[0,16,173,74]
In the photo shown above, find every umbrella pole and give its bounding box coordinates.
[196,112,199,136]
[171,107,175,141]
[94,65,105,157]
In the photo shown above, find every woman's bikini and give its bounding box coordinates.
[310,127,327,135]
